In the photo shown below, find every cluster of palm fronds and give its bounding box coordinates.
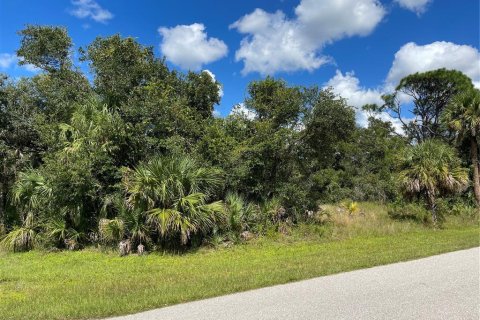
[398,140,469,223]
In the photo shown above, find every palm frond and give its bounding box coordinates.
[98,218,125,243]
[0,212,39,252]
[123,156,224,245]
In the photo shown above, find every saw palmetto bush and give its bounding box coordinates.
[223,192,258,233]
[45,219,84,249]
[0,170,50,251]
[11,169,53,216]
[0,212,39,252]
[98,218,125,244]
[121,208,151,249]
[122,156,225,246]
[101,193,151,249]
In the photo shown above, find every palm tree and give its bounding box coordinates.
[101,193,151,250]
[224,192,257,233]
[443,89,480,206]
[59,99,126,155]
[398,140,469,223]
[11,169,52,217]
[120,208,151,249]
[122,156,224,245]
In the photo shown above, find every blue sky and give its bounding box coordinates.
[0,0,479,124]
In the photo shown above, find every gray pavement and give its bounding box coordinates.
[106,247,480,320]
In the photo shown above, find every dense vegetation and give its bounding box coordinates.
[0,25,478,254]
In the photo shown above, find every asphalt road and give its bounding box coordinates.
[106,247,480,320]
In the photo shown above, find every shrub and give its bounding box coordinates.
[450,203,479,217]
[435,199,479,218]
[0,227,37,252]
[98,218,125,244]
[305,206,332,225]
[45,219,84,250]
[123,156,225,246]
[341,200,359,215]
[388,203,431,224]
[261,197,284,223]
[101,193,151,249]
[397,140,469,224]
[223,192,257,233]
[0,212,38,252]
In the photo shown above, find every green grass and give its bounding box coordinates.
[0,226,478,320]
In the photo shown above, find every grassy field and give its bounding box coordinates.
[0,203,478,320]
[0,223,478,320]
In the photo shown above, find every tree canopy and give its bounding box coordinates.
[380,69,474,142]
[0,25,477,253]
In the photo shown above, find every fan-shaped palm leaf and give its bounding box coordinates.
[98,218,125,243]
[123,156,224,245]
[398,140,469,222]
[443,88,480,205]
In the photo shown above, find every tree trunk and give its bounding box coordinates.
[471,138,480,206]
[0,161,6,227]
[0,182,4,227]
[426,190,437,225]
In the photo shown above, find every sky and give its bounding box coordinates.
[0,0,479,127]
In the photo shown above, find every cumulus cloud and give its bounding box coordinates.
[325,40,480,133]
[70,0,113,23]
[159,23,228,70]
[229,103,257,120]
[386,41,480,89]
[230,9,329,75]
[295,0,386,43]
[21,63,41,73]
[326,70,383,108]
[0,53,40,73]
[324,70,405,133]
[0,53,17,69]
[395,0,432,15]
[230,0,386,75]
[212,109,221,118]
[202,69,224,97]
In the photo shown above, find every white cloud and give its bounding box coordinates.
[0,53,40,73]
[70,0,113,24]
[325,70,405,133]
[326,70,383,108]
[212,109,221,118]
[230,9,328,75]
[21,63,41,73]
[323,40,480,133]
[295,0,385,43]
[372,112,408,134]
[386,41,480,89]
[159,23,228,70]
[202,69,223,97]
[0,53,17,69]
[230,0,386,75]
[395,0,432,15]
[229,103,257,120]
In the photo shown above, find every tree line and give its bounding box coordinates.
[0,25,478,253]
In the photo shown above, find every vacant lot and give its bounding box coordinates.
[0,225,478,320]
